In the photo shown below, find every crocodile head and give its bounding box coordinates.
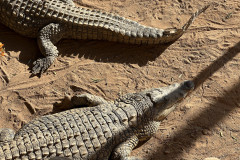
[143,80,194,121]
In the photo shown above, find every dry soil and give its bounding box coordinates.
[0,0,240,159]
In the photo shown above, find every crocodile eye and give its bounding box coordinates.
[124,99,132,104]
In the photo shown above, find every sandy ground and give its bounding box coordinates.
[0,0,240,159]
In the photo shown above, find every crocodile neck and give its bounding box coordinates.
[109,94,155,130]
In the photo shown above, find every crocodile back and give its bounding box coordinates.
[0,106,130,160]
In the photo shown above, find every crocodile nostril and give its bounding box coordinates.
[184,80,194,90]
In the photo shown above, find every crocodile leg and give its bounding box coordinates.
[0,128,15,143]
[55,93,108,110]
[111,135,142,160]
[71,93,108,107]
[111,121,160,160]
[32,23,66,75]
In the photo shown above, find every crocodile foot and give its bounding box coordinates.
[32,56,55,75]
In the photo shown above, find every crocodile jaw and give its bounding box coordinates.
[144,80,194,121]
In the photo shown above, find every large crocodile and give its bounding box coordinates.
[0,80,194,160]
[0,0,209,75]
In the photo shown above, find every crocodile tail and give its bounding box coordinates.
[157,4,210,44]
[182,4,210,31]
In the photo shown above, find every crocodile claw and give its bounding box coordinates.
[32,56,54,75]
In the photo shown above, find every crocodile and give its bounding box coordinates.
[0,80,194,160]
[0,0,210,75]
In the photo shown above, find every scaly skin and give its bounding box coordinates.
[0,0,209,75]
[0,80,194,160]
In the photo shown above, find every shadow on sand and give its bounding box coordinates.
[147,41,240,159]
